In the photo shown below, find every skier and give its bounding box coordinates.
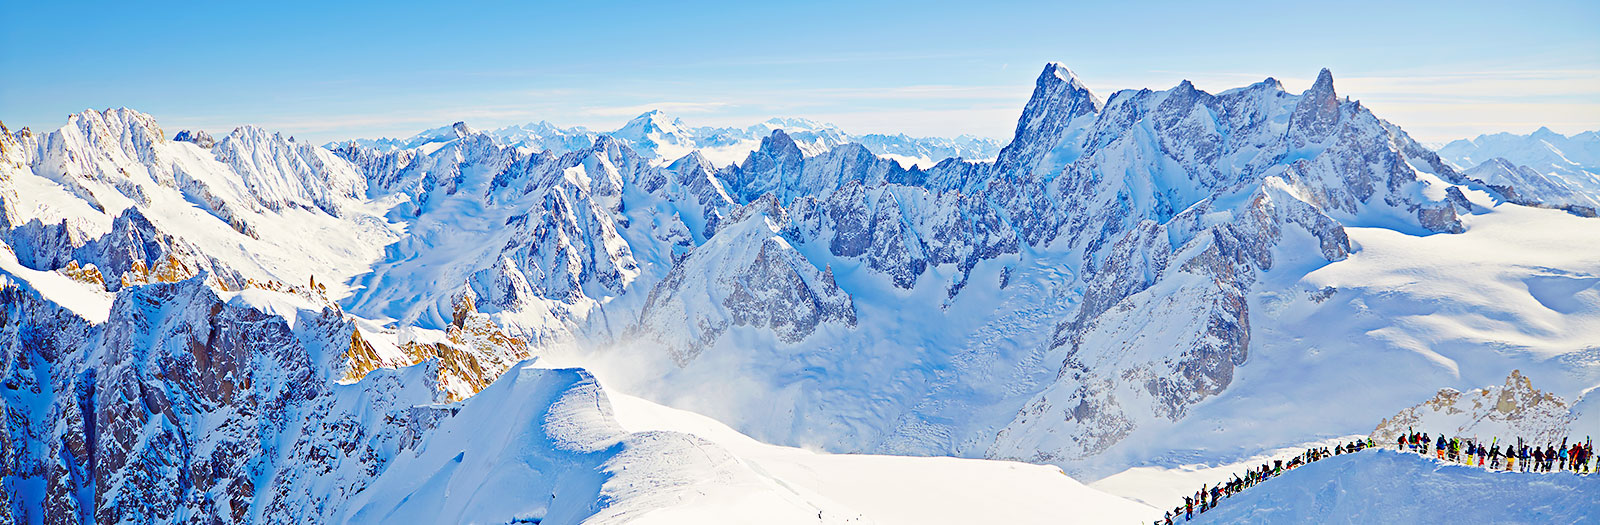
[1490,444,1501,469]
[1520,444,1531,472]
[1436,435,1447,460]
[1184,496,1193,520]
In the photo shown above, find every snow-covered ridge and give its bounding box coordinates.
[1194,450,1599,523]
[335,111,1003,169]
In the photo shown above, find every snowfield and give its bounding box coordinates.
[607,388,1159,524]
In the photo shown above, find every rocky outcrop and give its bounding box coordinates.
[635,197,856,365]
[1370,370,1577,445]
[173,129,215,148]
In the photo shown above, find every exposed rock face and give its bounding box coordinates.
[635,197,856,365]
[0,275,333,523]
[1286,69,1341,149]
[1370,370,1577,445]
[173,129,215,148]
[992,63,1104,180]
[341,290,532,402]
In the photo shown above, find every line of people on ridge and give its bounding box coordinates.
[1157,439,1372,524]
[1397,430,1595,473]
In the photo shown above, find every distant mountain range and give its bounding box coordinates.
[1437,127,1600,213]
[335,110,1004,169]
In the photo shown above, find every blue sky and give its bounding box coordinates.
[3,0,1596,144]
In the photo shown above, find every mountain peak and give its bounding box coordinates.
[993,62,1103,174]
[1042,62,1086,89]
[626,110,678,126]
[451,121,476,137]
[1310,68,1335,97]
[1287,67,1342,146]
[615,110,685,141]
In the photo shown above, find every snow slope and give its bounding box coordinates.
[1194,450,1600,524]
[607,390,1158,524]
[339,364,844,525]
[1090,435,1366,511]
[1062,193,1600,478]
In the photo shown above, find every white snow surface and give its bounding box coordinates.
[606,387,1157,524]
[0,240,113,322]
[1091,435,1367,511]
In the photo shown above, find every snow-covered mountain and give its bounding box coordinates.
[1438,127,1600,215]
[337,111,1003,169]
[3,62,1597,522]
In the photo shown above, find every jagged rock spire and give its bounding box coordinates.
[1288,68,1341,148]
[994,62,1104,177]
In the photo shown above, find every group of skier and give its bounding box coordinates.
[1148,430,1594,523]
[1397,430,1595,473]
[1158,439,1372,524]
